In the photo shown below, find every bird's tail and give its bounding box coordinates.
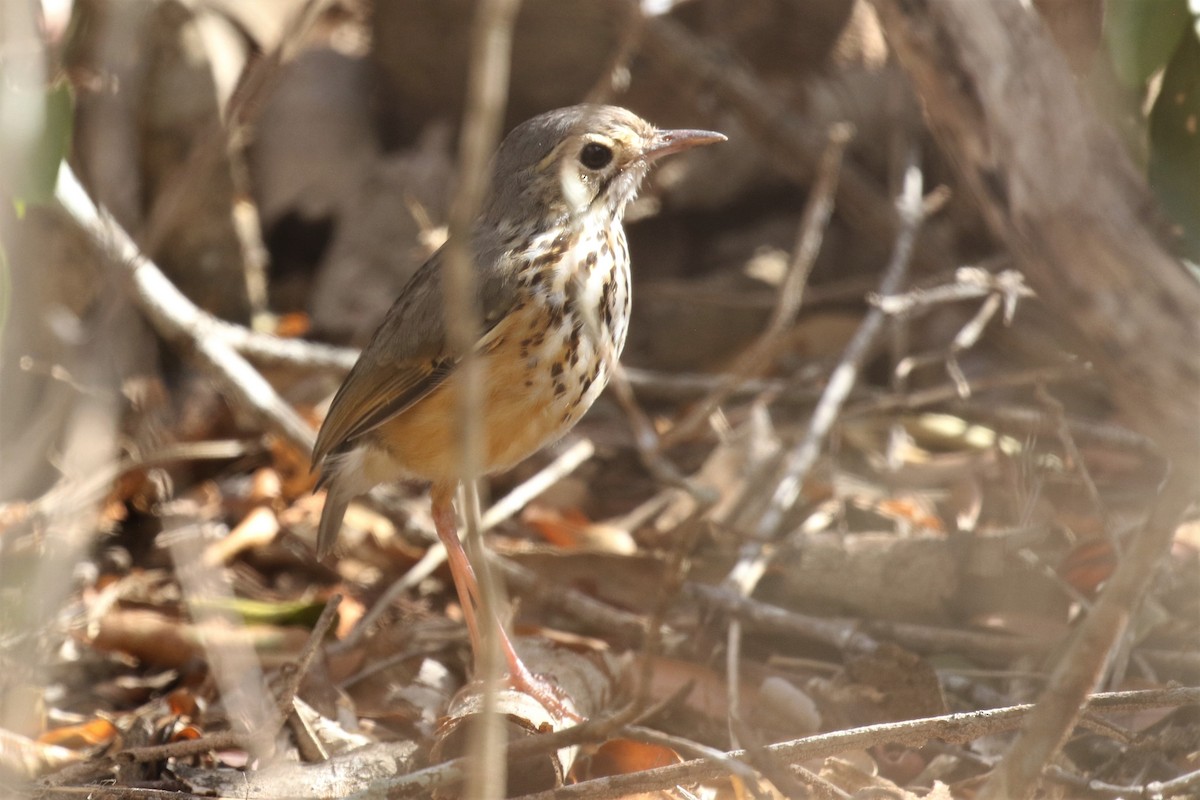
[316,478,351,559]
[314,448,364,558]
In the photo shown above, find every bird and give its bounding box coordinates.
[312,104,725,713]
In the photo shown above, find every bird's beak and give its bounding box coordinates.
[643,128,727,161]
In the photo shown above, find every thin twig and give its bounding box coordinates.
[631,505,705,715]
[688,583,1053,663]
[505,687,1200,800]
[118,731,244,764]
[606,362,712,500]
[167,521,282,763]
[971,403,1160,455]
[494,556,653,646]
[620,725,759,783]
[103,687,1200,798]
[444,0,523,795]
[214,323,358,372]
[584,0,646,103]
[37,787,212,800]
[715,149,926,751]
[889,268,1033,398]
[275,593,343,719]
[730,715,843,800]
[754,149,925,540]
[1035,385,1111,538]
[137,0,331,260]
[842,365,1093,418]
[481,439,595,529]
[872,266,1033,316]
[1045,763,1200,800]
[622,365,785,401]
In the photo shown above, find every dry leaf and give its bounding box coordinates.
[1057,537,1117,595]
[204,505,281,566]
[0,727,82,778]
[37,717,117,749]
[572,737,682,781]
[521,503,637,554]
[90,607,310,668]
[273,311,312,338]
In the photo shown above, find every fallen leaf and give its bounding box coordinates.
[37,718,117,749]
[521,504,637,554]
[274,312,311,338]
[572,737,682,781]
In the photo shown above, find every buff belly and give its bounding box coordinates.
[363,302,613,485]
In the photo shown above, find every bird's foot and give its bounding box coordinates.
[503,651,583,724]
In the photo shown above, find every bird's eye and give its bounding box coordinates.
[579,142,614,170]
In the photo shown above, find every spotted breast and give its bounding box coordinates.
[495,218,631,456]
[365,219,630,483]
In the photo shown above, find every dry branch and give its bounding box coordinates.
[54,165,317,456]
[508,687,1200,800]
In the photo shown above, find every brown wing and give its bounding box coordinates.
[312,245,519,468]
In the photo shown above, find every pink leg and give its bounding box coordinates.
[430,483,580,720]
[431,483,483,653]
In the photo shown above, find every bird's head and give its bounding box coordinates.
[482,104,726,233]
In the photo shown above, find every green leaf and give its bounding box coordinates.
[1106,0,1192,86]
[190,596,329,627]
[1149,21,1200,256]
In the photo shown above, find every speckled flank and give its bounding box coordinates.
[363,215,630,481]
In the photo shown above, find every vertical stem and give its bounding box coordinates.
[443,0,522,797]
